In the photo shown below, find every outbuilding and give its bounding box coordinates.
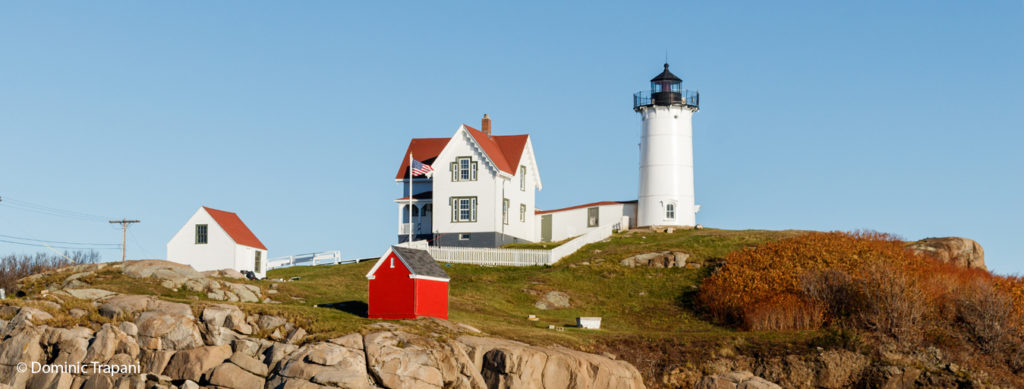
[166,206,269,278]
[366,246,450,320]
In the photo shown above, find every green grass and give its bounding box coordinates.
[261,228,809,345]
[9,228,811,347]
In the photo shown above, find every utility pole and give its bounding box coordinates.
[109,219,140,268]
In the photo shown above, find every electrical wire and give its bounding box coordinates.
[0,238,119,250]
[0,233,120,247]
[0,197,110,221]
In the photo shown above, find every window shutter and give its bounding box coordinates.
[450,197,455,222]
[471,198,477,221]
[471,162,478,180]
[450,162,457,181]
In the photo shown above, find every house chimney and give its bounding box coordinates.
[481,114,491,137]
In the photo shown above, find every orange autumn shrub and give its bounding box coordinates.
[699,230,1024,349]
[698,231,919,326]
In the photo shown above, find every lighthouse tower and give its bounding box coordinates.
[634,63,700,228]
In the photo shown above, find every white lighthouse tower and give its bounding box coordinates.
[635,63,700,228]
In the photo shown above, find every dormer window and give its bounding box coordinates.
[451,157,478,182]
[520,166,526,191]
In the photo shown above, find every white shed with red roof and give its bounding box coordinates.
[166,206,269,278]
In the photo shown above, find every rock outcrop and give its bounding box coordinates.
[907,237,986,270]
[619,251,691,268]
[0,299,645,389]
[697,371,781,389]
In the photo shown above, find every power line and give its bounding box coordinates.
[0,196,111,222]
[0,233,120,247]
[0,238,119,251]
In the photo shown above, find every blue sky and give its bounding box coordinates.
[1,1,1021,273]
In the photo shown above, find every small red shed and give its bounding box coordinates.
[366,246,450,320]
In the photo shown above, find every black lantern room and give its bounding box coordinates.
[651,63,683,105]
[633,63,699,111]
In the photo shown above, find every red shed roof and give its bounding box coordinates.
[202,206,267,250]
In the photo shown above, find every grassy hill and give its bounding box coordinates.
[263,228,809,347]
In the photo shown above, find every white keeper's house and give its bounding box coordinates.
[166,206,269,278]
[396,63,701,248]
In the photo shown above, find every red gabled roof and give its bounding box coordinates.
[395,124,530,179]
[535,200,638,215]
[463,125,528,175]
[202,206,267,250]
[395,138,451,180]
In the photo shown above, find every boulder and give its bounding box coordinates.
[83,324,139,363]
[230,351,269,377]
[163,345,232,382]
[135,311,203,350]
[0,326,44,388]
[697,371,781,389]
[204,362,265,389]
[271,341,374,389]
[258,315,288,331]
[201,304,253,335]
[459,335,645,389]
[907,237,986,270]
[63,288,116,300]
[619,251,689,268]
[124,260,205,282]
[534,291,571,310]
[203,269,246,279]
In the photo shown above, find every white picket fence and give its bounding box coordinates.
[401,224,615,266]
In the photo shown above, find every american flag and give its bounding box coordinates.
[410,159,434,177]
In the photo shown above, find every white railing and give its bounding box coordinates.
[267,250,346,269]
[416,224,615,267]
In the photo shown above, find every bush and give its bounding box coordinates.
[954,280,1018,353]
[698,231,920,329]
[741,293,824,331]
[0,251,100,294]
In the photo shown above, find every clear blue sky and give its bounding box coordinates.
[2,1,1021,273]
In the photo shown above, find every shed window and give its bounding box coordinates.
[666,203,675,219]
[587,207,599,227]
[195,224,208,244]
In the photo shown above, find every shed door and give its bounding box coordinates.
[541,214,552,242]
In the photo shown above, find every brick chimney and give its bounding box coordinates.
[481,114,491,137]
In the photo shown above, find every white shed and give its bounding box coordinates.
[166,206,269,278]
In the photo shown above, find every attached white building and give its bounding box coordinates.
[396,115,542,247]
[535,201,637,242]
[166,206,269,278]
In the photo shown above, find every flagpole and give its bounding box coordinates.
[405,151,409,243]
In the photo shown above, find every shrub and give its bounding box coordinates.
[741,293,824,331]
[848,263,926,343]
[954,280,1018,353]
[698,231,920,329]
[0,251,100,294]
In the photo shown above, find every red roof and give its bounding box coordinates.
[396,125,529,179]
[395,138,451,180]
[535,200,638,215]
[202,206,267,250]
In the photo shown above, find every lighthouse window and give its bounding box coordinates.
[666,204,676,219]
